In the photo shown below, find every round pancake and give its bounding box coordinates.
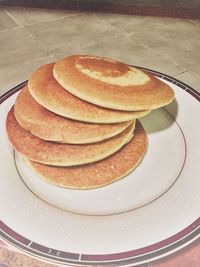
[6,107,135,166]
[53,55,175,111]
[14,85,133,144]
[23,121,147,189]
[28,63,151,123]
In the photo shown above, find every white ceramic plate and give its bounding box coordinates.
[0,69,200,266]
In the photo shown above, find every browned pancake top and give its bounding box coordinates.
[14,85,133,143]
[25,121,147,189]
[28,63,150,123]
[53,55,175,111]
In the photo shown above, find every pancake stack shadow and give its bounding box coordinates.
[6,55,175,189]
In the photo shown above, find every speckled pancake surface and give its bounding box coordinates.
[6,107,135,166]
[28,63,150,123]
[53,55,174,111]
[24,121,147,189]
[14,85,133,144]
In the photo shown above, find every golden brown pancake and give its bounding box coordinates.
[53,55,175,111]
[23,121,147,189]
[28,63,151,123]
[14,85,133,144]
[6,107,135,166]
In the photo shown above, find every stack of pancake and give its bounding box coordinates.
[6,55,174,189]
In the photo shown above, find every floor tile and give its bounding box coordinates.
[56,34,185,76]
[133,18,200,50]
[160,46,200,76]
[5,7,79,26]
[0,8,17,31]
[0,56,56,95]
[0,27,49,69]
[133,19,200,70]
[26,13,124,55]
[94,13,170,35]
[175,71,200,93]
[185,61,200,78]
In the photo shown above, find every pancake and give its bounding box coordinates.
[6,107,135,166]
[14,85,133,144]
[28,63,151,123]
[23,121,147,189]
[53,55,175,111]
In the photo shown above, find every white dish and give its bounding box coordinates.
[15,107,185,216]
[0,69,200,266]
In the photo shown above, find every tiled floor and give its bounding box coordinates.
[0,5,200,267]
[0,7,200,94]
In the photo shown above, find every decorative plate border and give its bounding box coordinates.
[0,69,200,266]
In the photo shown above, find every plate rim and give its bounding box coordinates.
[1,68,200,266]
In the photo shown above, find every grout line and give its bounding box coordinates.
[185,19,200,27]
[4,7,83,27]
[185,19,197,25]
[24,27,55,59]
[130,36,188,74]
[20,55,57,65]
[82,34,126,48]
[175,70,200,79]
[129,30,199,77]
[52,31,128,59]
[54,25,127,56]
[188,71,200,79]
[4,8,21,26]
[2,9,80,61]
[128,34,182,65]
[0,24,21,33]
[23,12,81,27]
[174,70,188,76]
